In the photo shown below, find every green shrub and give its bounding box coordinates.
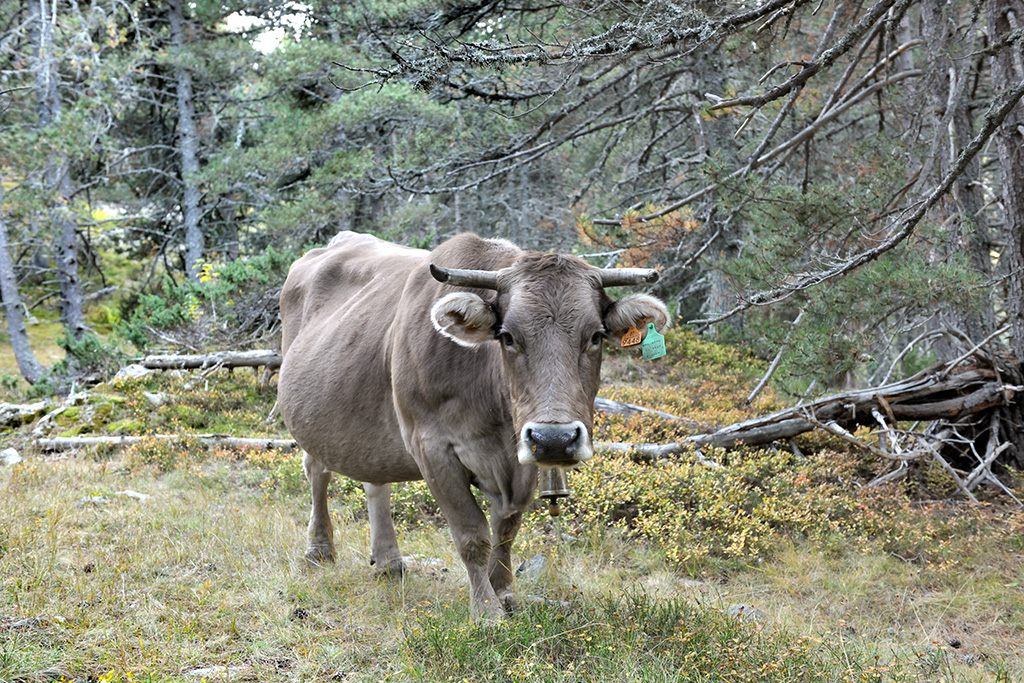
[564,442,909,572]
[123,435,188,473]
[117,246,297,351]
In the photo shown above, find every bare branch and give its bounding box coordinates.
[688,73,1024,326]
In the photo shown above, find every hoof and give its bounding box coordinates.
[473,598,507,620]
[305,545,335,566]
[499,592,518,614]
[370,555,405,577]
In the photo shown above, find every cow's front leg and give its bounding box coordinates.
[363,482,404,575]
[303,451,335,564]
[488,510,522,612]
[420,461,504,618]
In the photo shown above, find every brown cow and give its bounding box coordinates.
[277,231,669,617]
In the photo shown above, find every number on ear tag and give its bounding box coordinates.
[620,326,642,348]
[641,323,666,361]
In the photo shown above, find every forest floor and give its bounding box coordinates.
[0,320,65,389]
[1,330,1022,682]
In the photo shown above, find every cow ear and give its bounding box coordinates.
[604,293,671,343]
[431,292,498,347]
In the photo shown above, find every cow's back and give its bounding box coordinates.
[280,231,423,353]
[278,231,427,483]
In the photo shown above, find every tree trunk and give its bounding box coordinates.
[693,46,742,331]
[920,2,994,343]
[52,165,87,340]
[0,181,47,385]
[988,0,1024,466]
[988,0,1024,361]
[168,0,204,281]
[30,0,87,341]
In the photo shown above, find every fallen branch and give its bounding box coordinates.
[595,441,724,469]
[593,396,709,431]
[685,364,1008,448]
[36,435,297,451]
[134,349,282,371]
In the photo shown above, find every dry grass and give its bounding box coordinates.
[0,452,469,680]
[2,441,1022,681]
[0,319,65,393]
[1,332,1022,681]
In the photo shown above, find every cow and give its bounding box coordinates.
[277,231,669,617]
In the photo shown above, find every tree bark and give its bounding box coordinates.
[988,0,1024,466]
[168,0,204,281]
[988,0,1024,362]
[30,0,87,341]
[134,349,283,371]
[36,435,297,451]
[51,165,87,341]
[0,181,47,385]
[921,3,994,344]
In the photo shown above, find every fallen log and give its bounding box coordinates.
[134,350,282,371]
[592,396,711,432]
[685,364,1013,449]
[30,399,695,456]
[594,440,724,469]
[36,435,297,451]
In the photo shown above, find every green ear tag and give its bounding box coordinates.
[641,323,666,361]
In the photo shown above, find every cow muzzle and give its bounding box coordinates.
[518,421,593,465]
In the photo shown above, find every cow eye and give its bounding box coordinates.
[498,331,516,349]
[590,331,606,347]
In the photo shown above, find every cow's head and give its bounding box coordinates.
[429,254,669,467]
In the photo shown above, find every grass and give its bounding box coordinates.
[0,330,1022,681]
[3,450,1019,682]
[0,317,65,394]
[4,446,1015,679]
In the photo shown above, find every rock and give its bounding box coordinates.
[515,554,548,581]
[114,364,153,381]
[63,389,89,406]
[727,604,770,624]
[116,489,152,501]
[143,392,169,407]
[79,495,112,505]
[521,595,572,609]
[0,401,48,427]
[185,666,247,678]
[401,556,447,578]
[1,448,23,466]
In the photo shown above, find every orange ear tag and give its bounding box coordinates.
[620,326,642,348]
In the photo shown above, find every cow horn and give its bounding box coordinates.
[430,263,501,290]
[598,267,660,287]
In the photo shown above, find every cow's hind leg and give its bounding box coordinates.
[303,451,335,564]
[488,510,523,612]
[363,482,404,575]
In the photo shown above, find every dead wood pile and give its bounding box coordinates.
[605,342,1023,504]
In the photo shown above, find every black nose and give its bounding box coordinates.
[525,424,581,463]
